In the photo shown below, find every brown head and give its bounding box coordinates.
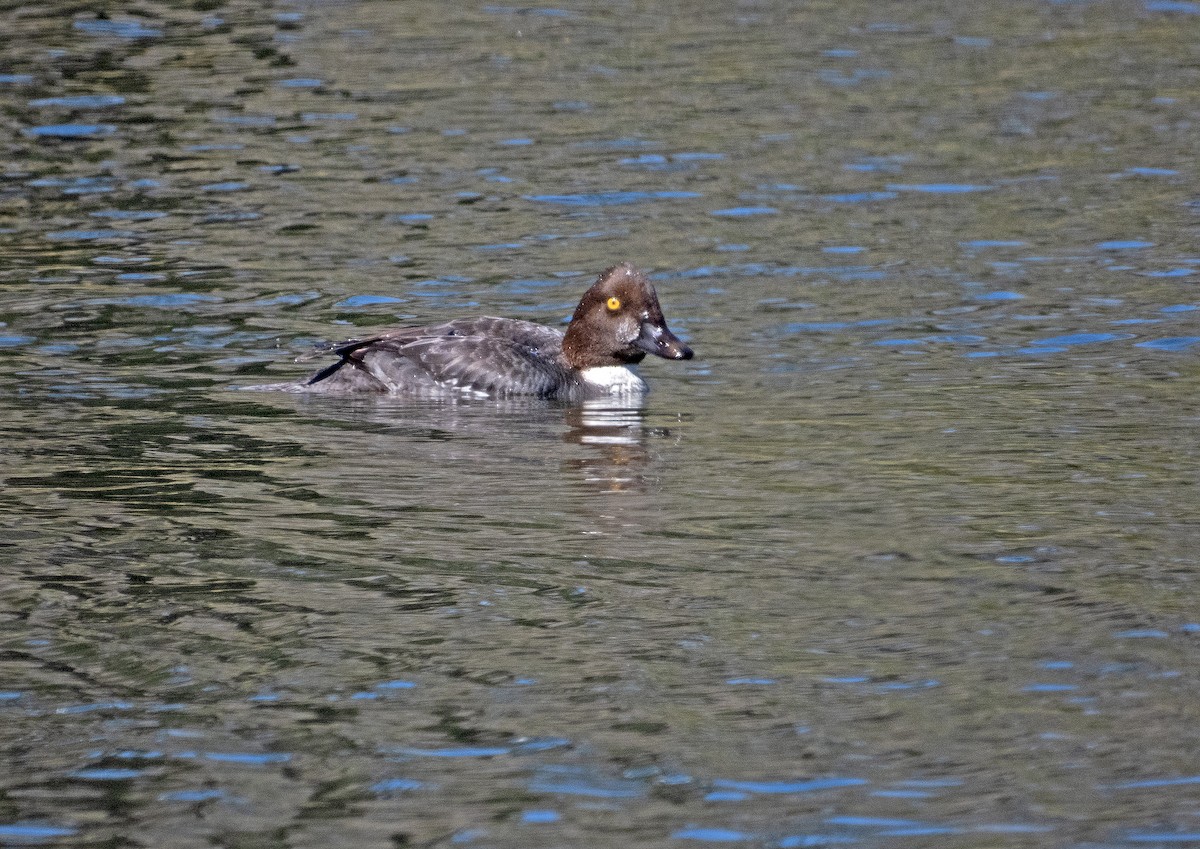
[561,262,694,369]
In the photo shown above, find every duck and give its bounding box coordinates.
[275,262,693,399]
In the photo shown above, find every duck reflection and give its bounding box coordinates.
[237,390,678,496]
[561,400,654,493]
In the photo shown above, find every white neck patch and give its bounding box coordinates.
[581,365,647,394]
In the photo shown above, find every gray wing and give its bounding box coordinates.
[302,318,570,396]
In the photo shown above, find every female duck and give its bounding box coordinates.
[282,262,692,400]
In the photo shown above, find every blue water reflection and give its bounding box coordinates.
[160,789,227,802]
[525,191,702,206]
[711,777,867,794]
[24,123,116,138]
[29,94,125,108]
[73,17,163,37]
[712,206,778,217]
[672,827,754,842]
[529,765,646,798]
[202,752,292,765]
[1135,337,1200,351]
[0,824,79,842]
[70,767,145,780]
[1143,0,1200,12]
[887,183,993,193]
[371,778,423,795]
[823,191,898,203]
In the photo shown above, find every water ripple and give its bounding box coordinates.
[202,752,292,765]
[387,746,511,758]
[73,18,163,37]
[712,777,867,794]
[672,827,753,842]
[29,94,126,108]
[711,206,778,217]
[24,123,117,139]
[887,183,994,194]
[1135,337,1200,351]
[1035,332,1135,347]
[524,191,701,206]
[1144,0,1200,12]
[822,191,898,203]
[529,765,646,798]
[0,824,78,842]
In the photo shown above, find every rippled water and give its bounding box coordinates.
[2,1,1199,847]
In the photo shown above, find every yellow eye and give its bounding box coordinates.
[606,296,622,311]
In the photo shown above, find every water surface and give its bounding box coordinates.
[1,1,1198,847]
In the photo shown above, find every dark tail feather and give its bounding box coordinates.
[302,342,390,392]
[295,336,367,362]
[304,357,349,385]
[301,336,380,385]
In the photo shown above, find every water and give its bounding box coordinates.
[1,1,1199,847]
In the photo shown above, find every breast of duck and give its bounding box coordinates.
[284,262,693,400]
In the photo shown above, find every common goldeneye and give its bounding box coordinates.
[274,262,693,399]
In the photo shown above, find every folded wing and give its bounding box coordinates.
[303,317,570,397]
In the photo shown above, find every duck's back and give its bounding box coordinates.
[304,317,574,397]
